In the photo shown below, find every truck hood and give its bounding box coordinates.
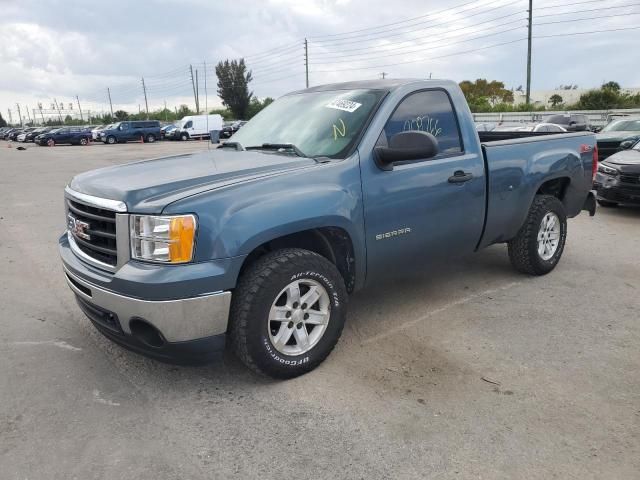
[596,131,640,142]
[603,149,640,167]
[69,149,317,213]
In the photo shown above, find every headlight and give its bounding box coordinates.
[597,163,619,176]
[130,214,196,263]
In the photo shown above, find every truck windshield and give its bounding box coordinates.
[601,119,640,132]
[231,89,386,158]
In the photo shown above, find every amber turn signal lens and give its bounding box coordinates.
[168,215,196,263]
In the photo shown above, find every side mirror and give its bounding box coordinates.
[375,131,439,170]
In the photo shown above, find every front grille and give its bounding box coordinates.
[620,173,640,185]
[67,199,118,266]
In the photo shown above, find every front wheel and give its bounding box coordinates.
[146,134,156,143]
[47,138,55,147]
[79,137,88,146]
[106,135,116,145]
[180,132,188,141]
[508,195,567,275]
[230,248,347,379]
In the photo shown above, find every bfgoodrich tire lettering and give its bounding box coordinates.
[508,194,567,275]
[230,248,347,379]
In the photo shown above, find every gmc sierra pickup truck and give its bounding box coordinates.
[60,79,597,378]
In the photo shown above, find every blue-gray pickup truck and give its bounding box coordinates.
[60,79,597,378]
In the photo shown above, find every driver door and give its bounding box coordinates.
[361,89,486,282]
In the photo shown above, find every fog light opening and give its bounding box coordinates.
[129,319,166,348]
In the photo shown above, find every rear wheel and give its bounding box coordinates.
[79,137,88,146]
[146,134,156,143]
[597,199,618,207]
[508,195,567,275]
[230,248,347,379]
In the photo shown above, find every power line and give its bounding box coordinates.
[308,16,527,60]
[309,25,525,64]
[535,11,640,26]
[534,25,640,38]
[311,0,524,45]
[308,0,512,40]
[535,2,640,17]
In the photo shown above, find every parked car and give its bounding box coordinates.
[544,114,590,132]
[59,79,596,378]
[596,117,640,161]
[8,129,25,141]
[17,127,38,142]
[493,123,567,133]
[24,127,52,142]
[2,128,22,140]
[593,138,640,207]
[168,115,223,141]
[474,122,496,132]
[99,120,161,144]
[160,124,176,139]
[220,120,247,139]
[35,127,92,146]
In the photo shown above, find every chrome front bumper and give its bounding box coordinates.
[63,266,231,342]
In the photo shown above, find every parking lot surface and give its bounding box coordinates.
[1,140,639,479]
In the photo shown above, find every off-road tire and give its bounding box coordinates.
[508,194,567,275]
[597,199,618,208]
[230,248,348,379]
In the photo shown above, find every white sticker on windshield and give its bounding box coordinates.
[325,99,362,113]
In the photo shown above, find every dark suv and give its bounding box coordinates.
[545,114,590,132]
[100,120,161,144]
[35,127,92,146]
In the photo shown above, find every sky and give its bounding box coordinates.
[1,0,639,122]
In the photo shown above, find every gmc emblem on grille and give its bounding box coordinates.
[68,214,91,240]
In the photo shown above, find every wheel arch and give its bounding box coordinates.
[238,226,357,293]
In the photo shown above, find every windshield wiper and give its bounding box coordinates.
[220,141,245,150]
[246,143,307,158]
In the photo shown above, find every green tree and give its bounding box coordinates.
[246,97,274,119]
[459,79,514,109]
[209,108,233,120]
[114,110,129,121]
[602,81,621,93]
[0,112,6,127]
[215,58,253,119]
[549,94,563,108]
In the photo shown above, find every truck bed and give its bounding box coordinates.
[477,131,595,250]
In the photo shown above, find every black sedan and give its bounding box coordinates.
[594,139,640,207]
[35,127,92,146]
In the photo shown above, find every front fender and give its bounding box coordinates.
[163,157,366,285]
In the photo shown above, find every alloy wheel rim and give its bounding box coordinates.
[268,279,331,356]
[537,212,561,261]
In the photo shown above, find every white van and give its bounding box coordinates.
[173,114,223,141]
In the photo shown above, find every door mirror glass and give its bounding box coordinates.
[375,131,439,169]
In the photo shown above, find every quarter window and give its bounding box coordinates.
[381,90,463,156]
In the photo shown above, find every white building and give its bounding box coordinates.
[513,88,640,107]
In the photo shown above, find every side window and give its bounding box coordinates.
[184,120,193,129]
[121,123,129,130]
[381,90,463,156]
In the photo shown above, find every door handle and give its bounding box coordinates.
[448,170,474,183]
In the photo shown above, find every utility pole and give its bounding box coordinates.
[526,0,533,105]
[53,98,63,123]
[304,38,309,88]
[380,72,387,79]
[76,95,84,122]
[107,87,114,119]
[141,77,149,119]
[195,69,200,113]
[16,103,23,126]
[190,65,198,113]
